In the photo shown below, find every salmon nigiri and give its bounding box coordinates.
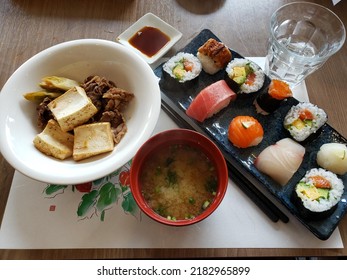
[228,116,264,148]
[186,80,236,122]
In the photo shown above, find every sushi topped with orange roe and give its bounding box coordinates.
[254,79,293,115]
[228,116,264,148]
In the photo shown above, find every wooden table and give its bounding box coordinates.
[1,0,346,259]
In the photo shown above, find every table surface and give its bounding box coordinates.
[1,0,347,259]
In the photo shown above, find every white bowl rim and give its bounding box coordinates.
[0,38,161,184]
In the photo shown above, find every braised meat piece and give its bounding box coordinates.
[82,76,116,110]
[103,87,134,111]
[81,75,134,143]
[36,97,54,129]
[100,110,127,144]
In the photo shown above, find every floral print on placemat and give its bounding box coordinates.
[43,160,140,221]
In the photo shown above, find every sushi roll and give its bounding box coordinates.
[254,79,293,115]
[283,102,327,142]
[225,58,265,95]
[228,116,264,148]
[196,38,232,75]
[186,80,236,122]
[293,168,344,220]
[161,52,202,90]
[316,143,347,175]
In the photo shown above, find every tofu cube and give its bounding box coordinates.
[73,122,114,161]
[48,86,98,132]
[33,119,74,160]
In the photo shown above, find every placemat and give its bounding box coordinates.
[0,58,343,249]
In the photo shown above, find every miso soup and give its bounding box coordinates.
[140,144,218,221]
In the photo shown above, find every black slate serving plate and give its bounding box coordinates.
[154,29,347,240]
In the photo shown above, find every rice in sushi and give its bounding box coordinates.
[196,38,232,75]
[225,58,265,94]
[293,168,344,219]
[161,52,202,90]
[283,102,327,142]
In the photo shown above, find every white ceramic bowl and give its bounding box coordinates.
[0,39,161,184]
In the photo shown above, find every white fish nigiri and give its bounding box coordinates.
[254,138,305,186]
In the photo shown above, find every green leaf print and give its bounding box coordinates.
[121,192,138,216]
[45,160,138,222]
[44,184,67,195]
[93,177,105,186]
[77,190,99,217]
[96,182,121,212]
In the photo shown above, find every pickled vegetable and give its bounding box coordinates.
[39,76,80,91]
[23,91,62,102]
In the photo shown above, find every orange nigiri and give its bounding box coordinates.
[228,116,264,148]
[268,79,292,100]
[254,79,292,115]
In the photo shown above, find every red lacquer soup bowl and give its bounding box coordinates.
[130,128,229,226]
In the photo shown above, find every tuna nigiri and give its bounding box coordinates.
[228,116,264,148]
[186,80,236,122]
[254,138,305,186]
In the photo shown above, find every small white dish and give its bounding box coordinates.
[116,13,182,64]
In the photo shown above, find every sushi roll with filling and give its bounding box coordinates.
[293,168,344,220]
[283,102,327,142]
[197,38,232,75]
[254,79,293,115]
[225,58,265,95]
[161,52,202,90]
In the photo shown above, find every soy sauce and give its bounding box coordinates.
[129,26,170,57]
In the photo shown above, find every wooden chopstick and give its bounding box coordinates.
[226,161,279,223]
[160,100,289,224]
[226,161,289,223]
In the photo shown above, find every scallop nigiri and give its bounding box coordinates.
[254,138,305,186]
[228,116,264,148]
[316,143,347,175]
[186,80,236,122]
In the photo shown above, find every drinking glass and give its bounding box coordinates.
[264,2,346,87]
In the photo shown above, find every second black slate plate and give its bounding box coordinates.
[154,29,347,240]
